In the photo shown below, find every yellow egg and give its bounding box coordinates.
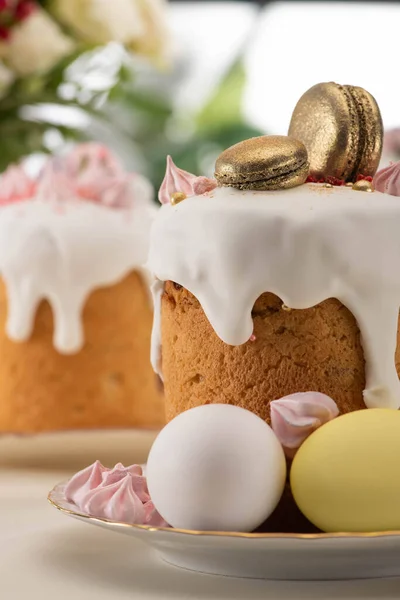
[290,409,400,532]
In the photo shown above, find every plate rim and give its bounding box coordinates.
[48,481,400,541]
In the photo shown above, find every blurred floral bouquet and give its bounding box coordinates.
[0,0,170,169]
[0,0,261,188]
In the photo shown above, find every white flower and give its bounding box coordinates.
[54,0,170,65]
[0,9,74,76]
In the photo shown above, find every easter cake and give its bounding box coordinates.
[149,82,400,426]
[61,83,400,537]
[144,81,400,533]
[0,144,164,433]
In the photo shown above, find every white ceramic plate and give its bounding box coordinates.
[49,481,400,581]
[0,429,158,469]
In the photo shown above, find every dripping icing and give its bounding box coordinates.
[148,184,400,409]
[150,279,164,378]
[0,195,156,354]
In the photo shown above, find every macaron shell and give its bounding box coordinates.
[288,82,358,181]
[290,409,400,532]
[224,160,309,191]
[214,135,309,189]
[347,85,383,178]
[288,82,382,182]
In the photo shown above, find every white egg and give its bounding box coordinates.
[146,404,286,532]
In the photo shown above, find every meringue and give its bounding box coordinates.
[65,461,168,527]
[0,165,36,204]
[64,459,106,505]
[158,155,216,205]
[374,161,400,197]
[270,392,339,457]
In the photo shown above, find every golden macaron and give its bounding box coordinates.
[214,135,309,191]
[288,82,383,182]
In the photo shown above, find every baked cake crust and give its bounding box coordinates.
[161,281,400,424]
[0,272,164,432]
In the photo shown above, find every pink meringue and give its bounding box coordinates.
[64,143,135,209]
[64,460,107,505]
[101,464,150,503]
[36,161,76,202]
[374,161,400,197]
[81,477,147,524]
[158,156,217,205]
[0,165,36,204]
[65,461,168,527]
[65,143,123,179]
[382,128,400,157]
[270,392,339,458]
[0,144,146,210]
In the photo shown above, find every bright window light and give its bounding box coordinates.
[170,2,258,114]
[244,2,400,134]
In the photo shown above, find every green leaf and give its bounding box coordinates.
[196,61,248,133]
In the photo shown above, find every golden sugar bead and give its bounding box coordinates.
[282,304,292,312]
[323,183,333,188]
[170,192,187,205]
[345,182,353,187]
[352,180,374,193]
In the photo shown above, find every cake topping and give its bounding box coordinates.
[0,164,36,204]
[1,143,149,210]
[374,161,400,197]
[270,392,339,458]
[158,156,216,205]
[352,179,374,193]
[65,461,168,527]
[38,143,139,209]
[64,143,138,209]
[214,135,309,191]
[36,162,76,202]
[288,82,383,182]
[0,143,156,354]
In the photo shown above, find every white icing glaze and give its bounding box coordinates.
[0,191,156,354]
[150,279,164,378]
[148,183,400,409]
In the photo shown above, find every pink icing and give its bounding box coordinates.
[0,165,36,205]
[270,392,339,458]
[65,461,168,527]
[374,161,400,197]
[158,155,217,205]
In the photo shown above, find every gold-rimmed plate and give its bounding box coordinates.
[48,481,400,581]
